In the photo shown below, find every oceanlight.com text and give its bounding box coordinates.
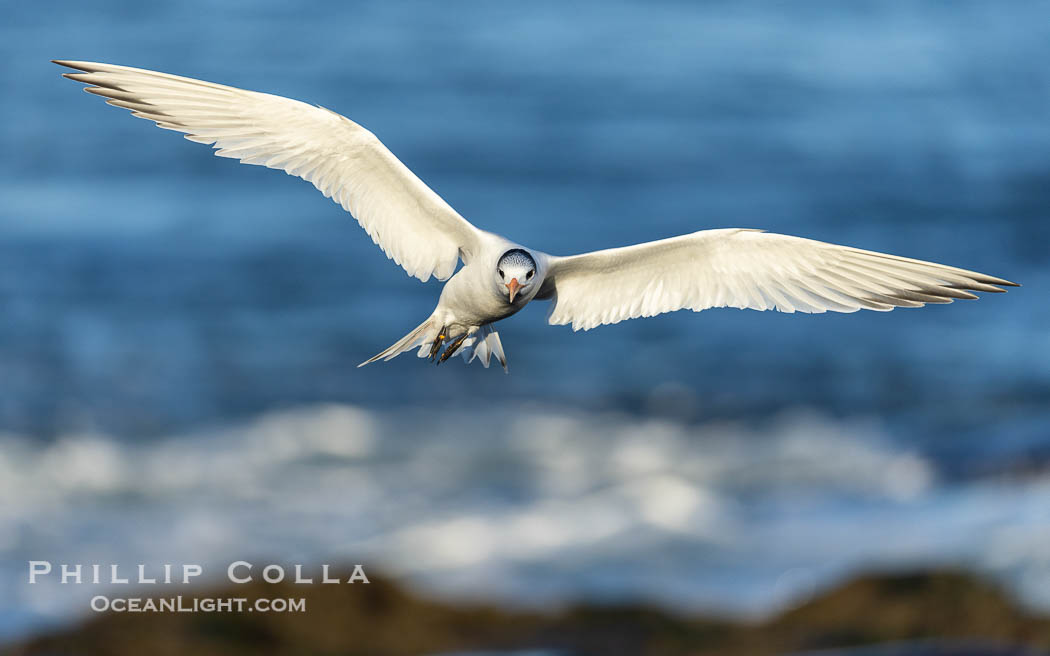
[90,596,306,613]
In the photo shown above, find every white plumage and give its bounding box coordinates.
[57,60,480,283]
[55,61,1018,371]
[541,228,1009,331]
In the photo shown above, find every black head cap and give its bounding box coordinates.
[497,249,536,271]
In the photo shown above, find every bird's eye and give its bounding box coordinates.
[498,268,504,278]
[526,269,534,280]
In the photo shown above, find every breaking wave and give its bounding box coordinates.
[3,403,1049,639]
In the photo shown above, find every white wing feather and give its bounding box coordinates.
[542,229,1017,331]
[54,60,481,282]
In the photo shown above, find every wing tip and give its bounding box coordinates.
[954,278,1019,295]
[969,276,1019,290]
[357,355,382,368]
[53,59,94,71]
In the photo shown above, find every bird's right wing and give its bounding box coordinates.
[55,60,482,282]
[540,228,1017,331]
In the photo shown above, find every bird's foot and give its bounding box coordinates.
[427,326,448,362]
[438,332,469,364]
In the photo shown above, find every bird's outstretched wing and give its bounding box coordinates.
[54,60,482,282]
[540,228,1018,331]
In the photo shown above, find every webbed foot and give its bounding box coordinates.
[427,326,448,362]
[438,332,470,364]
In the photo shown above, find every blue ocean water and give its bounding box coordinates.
[1,0,1048,641]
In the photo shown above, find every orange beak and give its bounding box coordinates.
[506,278,521,303]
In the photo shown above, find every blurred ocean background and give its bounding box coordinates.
[1,0,1048,643]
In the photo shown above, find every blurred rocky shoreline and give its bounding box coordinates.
[5,568,1049,656]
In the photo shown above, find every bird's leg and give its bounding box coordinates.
[427,326,448,362]
[438,331,470,364]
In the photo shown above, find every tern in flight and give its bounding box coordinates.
[55,61,1018,372]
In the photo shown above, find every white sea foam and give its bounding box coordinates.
[1,404,1047,638]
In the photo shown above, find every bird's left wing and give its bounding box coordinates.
[540,228,1017,331]
[54,60,482,282]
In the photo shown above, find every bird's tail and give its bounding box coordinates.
[357,317,437,367]
[459,324,508,372]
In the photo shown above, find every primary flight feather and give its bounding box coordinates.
[54,60,1018,371]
